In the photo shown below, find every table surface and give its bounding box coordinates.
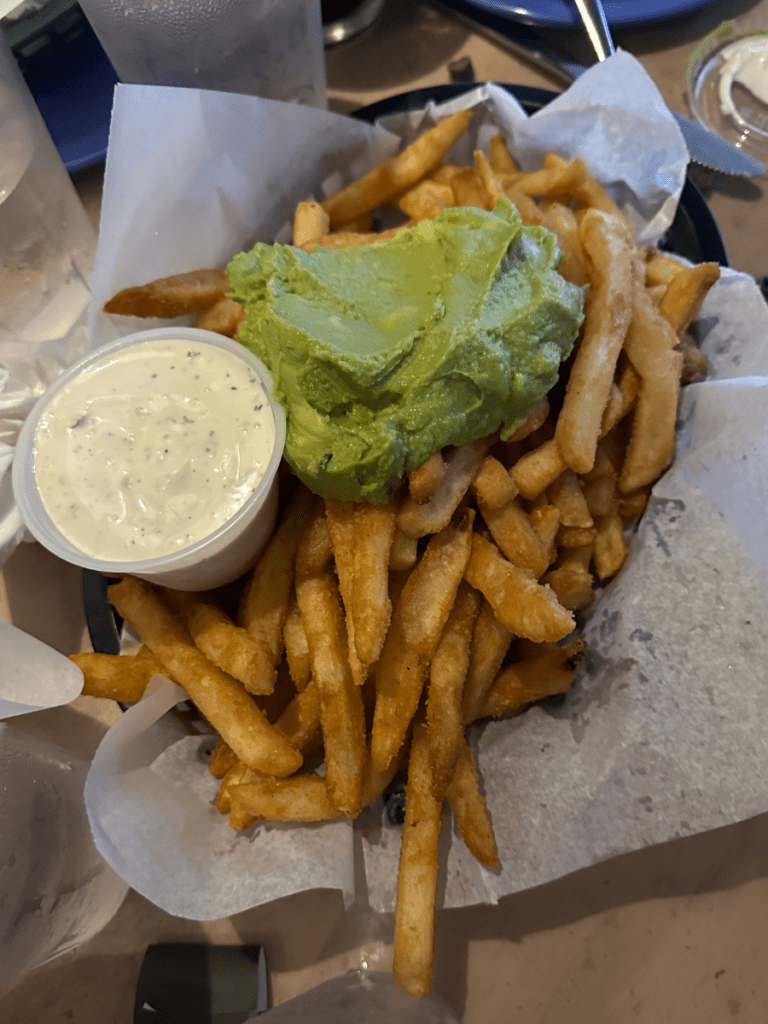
[3,2,768,1021]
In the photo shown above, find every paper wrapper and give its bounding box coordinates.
[79,52,768,918]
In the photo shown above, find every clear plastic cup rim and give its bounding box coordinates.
[12,327,286,580]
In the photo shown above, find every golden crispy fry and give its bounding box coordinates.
[215,760,256,814]
[324,499,368,687]
[352,499,398,667]
[555,208,634,474]
[539,200,589,286]
[408,450,447,504]
[230,773,339,826]
[282,589,311,692]
[657,261,719,334]
[398,179,455,222]
[274,677,322,757]
[618,487,650,520]
[389,527,419,573]
[474,149,504,206]
[513,156,588,200]
[70,649,164,703]
[620,255,684,493]
[238,484,316,663]
[426,581,482,800]
[445,737,499,867]
[541,544,594,611]
[322,109,473,227]
[371,511,475,772]
[464,533,574,643]
[393,717,442,1000]
[556,524,597,548]
[295,569,367,817]
[509,437,568,500]
[193,295,244,337]
[104,267,230,318]
[292,199,330,248]
[461,599,513,724]
[449,166,490,208]
[108,577,302,777]
[475,638,587,720]
[677,332,709,384]
[163,588,276,695]
[208,739,238,779]
[644,248,685,287]
[397,438,490,539]
[471,455,519,510]
[489,133,520,174]
[478,495,550,578]
[293,498,333,578]
[592,511,628,579]
[529,504,561,564]
[546,469,593,529]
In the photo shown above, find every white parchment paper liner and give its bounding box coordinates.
[78,53,768,917]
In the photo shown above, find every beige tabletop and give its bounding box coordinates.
[3,1,768,1021]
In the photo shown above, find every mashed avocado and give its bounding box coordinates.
[228,198,585,503]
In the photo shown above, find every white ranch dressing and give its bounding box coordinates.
[34,339,275,561]
[718,35,768,123]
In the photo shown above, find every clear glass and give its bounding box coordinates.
[76,0,327,107]
[0,36,96,346]
[0,724,128,986]
[686,11,768,162]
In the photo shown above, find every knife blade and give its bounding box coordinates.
[429,0,765,177]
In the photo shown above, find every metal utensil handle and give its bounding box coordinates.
[573,0,615,61]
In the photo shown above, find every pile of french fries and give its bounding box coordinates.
[80,109,720,998]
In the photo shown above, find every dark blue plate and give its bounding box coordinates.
[438,0,718,30]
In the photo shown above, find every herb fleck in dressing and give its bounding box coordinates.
[34,340,275,560]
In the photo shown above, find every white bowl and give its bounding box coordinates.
[12,327,285,590]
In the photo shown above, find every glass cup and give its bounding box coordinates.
[0,34,96,347]
[0,723,129,987]
[76,0,327,107]
[686,11,768,162]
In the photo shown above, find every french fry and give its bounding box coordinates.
[461,599,514,724]
[292,199,330,248]
[445,737,499,868]
[351,499,397,667]
[70,649,165,703]
[282,589,311,692]
[529,504,561,564]
[324,499,368,687]
[294,568,367,817]
[408,450,447,504]
[509,437,567,500]
[163,588,276,695]
[393,717,442,1000]
[371,510,475,772]
[389,528,419,573]
[505,396,550,444]
[322,109,473,227]
[541,544,594,611]
[474,149,504,206]
[108,577,303,777]
[475,638,587,720]
[546,470,593,529]
[592,512,628,579]
[193,295,244,337]
[230,773,339,826]
[555,208,634,474]
[657,261,720,334]
[477,495,550,579]
[471,455,519,511]
[619,255,684,493]
[426,581,482,800]
[397,438,490,539]
[208,739,238,779]
[274,677,322,757]
[398,179,455,222]
[238,484,316,663]
[464,533,575,643]
[488,133,520,174]
[103,267,230,317]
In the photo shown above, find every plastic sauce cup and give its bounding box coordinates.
[12,327,286,590]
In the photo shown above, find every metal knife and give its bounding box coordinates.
[430,0,765,177]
